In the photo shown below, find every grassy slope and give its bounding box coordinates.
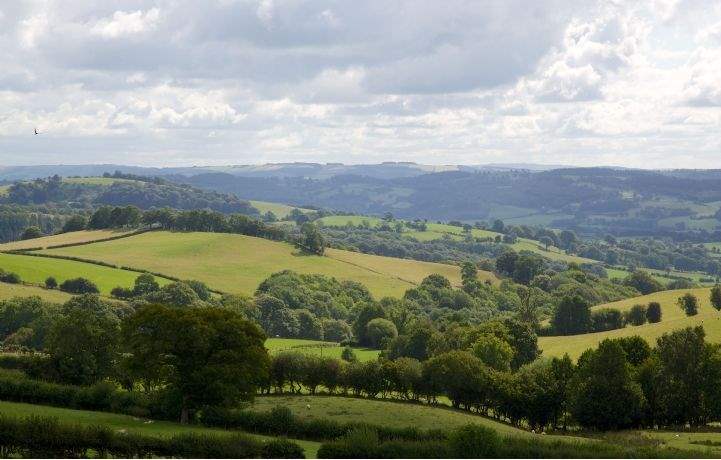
[0,253,171,295]
[39,231,494,298]
[0,281,73,303]
[0,400,320,457]
[265,338,380,362]
[249,395,581,442]
[249,200,312,219]
[0,229,134,251]
[539,288,718,360]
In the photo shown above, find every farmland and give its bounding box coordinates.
[38,231,494,298]
[0,229,135,251]
[0,281,73,303]
[265,338,381,361]
[539,288,718,360]
[0,252,171,295]
[249,200,312,219]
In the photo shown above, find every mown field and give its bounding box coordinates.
[0,281,73,303]
[0,229,134,251]
[0,253,171,295]
[0,400,320,458]
[39,231,494,298]
[539,288,719,360]
[265,338,381,361]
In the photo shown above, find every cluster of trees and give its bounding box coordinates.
[271,325,721,432]
[0,292,269,424]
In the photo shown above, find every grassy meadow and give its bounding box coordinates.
[248,395,583,442]
[0,229,134,251]
[39,231,494,298]
[0,400,320,458]
[0,281,73,303]
[0,253,171,295]
[249,200,312,219]
[539,288,720,360]
[265,338,381,361]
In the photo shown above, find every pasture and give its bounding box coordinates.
[0,400,320,457]
[0,229,134,251]
[0,253,171,295]
[39,231,495,298]
[248,395,583,442]
[0,281,73,303]
[249,200,312,219]
[265,338,381,362]
[539,288,720,360]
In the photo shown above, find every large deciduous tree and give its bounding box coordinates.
[121,304,269,423]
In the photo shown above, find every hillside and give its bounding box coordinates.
[0,229,134,251]
[0,252,172,295]
[37,231,496,298]
[0,281,73,303]
[539,288,717,360]
[319,215,595,265]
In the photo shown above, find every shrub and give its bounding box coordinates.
[447,424,500,458]
[59,278,99,294]
[646,301,662,323]
[261,439,306,459]
[0,271,21,284]
[111,286,134,299]
[45,277,58,289]
[626,304,647,326]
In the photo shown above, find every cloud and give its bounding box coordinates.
[90,8,160,39]
[0,0,719,168]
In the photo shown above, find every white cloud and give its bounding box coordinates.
[90,8,160,39]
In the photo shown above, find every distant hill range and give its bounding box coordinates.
[2,163,721,237]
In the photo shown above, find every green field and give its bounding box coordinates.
[539,288,719,360]
[0,400,320,457]
[317,215,384,227]
[248,395,583,442]
[0,229,134,251]
[265,338,381,361]
[0,253,171,295]
[39,231,495,298]
[0,281,73,303]
[249,200,312,219]
[62,177,139,186]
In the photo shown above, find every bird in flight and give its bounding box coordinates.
[34,128,39,135]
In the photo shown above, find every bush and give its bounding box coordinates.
[0,271,21,284]
[646,301,662,323]
[262,439,306,459]
[45,277,58,289]
[59,278,99,294]
[626,304,647,326]
[111,286,134,299]
[447,424,500,458]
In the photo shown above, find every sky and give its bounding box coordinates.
[1,0,721,168]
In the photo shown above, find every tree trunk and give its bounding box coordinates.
[180,396,190,424]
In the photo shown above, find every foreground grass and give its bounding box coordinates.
[0,253,171,295]
[0,400,320,458]
[265,338,380,362]
[0,229,134,251]
[39,231,493,298]
[539,288,719,360]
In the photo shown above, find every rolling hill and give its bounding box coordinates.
[539,287,718,360]
[37,231,497,298]
[0,252,172,295]
[0,229,135,251]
